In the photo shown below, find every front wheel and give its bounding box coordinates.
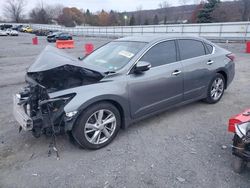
[204,73,225,104]
[72,102,121,149]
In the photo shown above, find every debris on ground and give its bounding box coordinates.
[176,176,186,183]
[221,145,227,149]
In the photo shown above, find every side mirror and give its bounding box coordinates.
[134,61,151,73]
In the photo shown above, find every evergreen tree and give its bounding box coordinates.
[108,10,118,26]
[197,0,220,23]
[153,14,159,25]
[85,9,92,25]
[144,18,149,25]
[164,15,167,24]
[129,14,135,25]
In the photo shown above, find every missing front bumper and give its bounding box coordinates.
[13,95,33,131]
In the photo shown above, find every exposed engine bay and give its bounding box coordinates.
[229,110,250,173]
[233,122,250,162]
[27,64,103,93]
[17,81,71,138]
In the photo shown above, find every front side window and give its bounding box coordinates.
[84,41,146,71]
[140,40,177,67]
[178,39,206,60]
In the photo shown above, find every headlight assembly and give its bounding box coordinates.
[65,111,78,121]
[235,122,250,138]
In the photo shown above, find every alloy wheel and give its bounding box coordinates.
[84,109,117,145]
[210,77,224,101]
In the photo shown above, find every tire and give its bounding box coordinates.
[72,102,121,149]
[232,156,246,174]
[204,73,225,104]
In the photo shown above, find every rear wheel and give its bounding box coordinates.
[204,73,225,104]
[72,102,121,149]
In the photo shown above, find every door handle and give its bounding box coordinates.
[172,70,182,76]
[207,60,214,65]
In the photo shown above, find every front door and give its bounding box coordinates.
[128,40,183,119]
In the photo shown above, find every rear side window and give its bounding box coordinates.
[178,39,206,60]
[140,40,177,67]
[205,43,214,54]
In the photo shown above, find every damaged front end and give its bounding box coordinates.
[233,122,250,162]
[14,82,75,137]
[13,46,106,138]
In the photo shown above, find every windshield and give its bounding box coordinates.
[83,41,147,71]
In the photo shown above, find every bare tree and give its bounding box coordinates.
[46,4,64,21]
[193,0,202,4]
[3,0,26,22]
[136,5,143,25]
[242,0,250,21]
[29,1,51,24]
[179,0,189,20]
[179,0,188,6]
[158,1,171,24]
[158,1,171,9]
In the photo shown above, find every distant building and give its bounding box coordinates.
[159,20,188,25]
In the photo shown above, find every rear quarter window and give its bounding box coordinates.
[178,39,206,60]
[205,43,214,54]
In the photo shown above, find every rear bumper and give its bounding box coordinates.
[13,95,33,131]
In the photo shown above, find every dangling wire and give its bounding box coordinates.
[46,103,60,160]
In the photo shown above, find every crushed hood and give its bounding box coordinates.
[28,45,108,74]
[26,46,108,92]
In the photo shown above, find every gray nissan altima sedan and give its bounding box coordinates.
[13,35,235,149]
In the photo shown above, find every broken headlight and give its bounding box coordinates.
[65,111,78,121]
[236,122,250,139]
[39,93,76,114]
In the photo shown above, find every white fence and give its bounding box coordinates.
[4,22,250,40]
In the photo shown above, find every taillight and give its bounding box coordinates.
[228,109,250,133]
[226,53,235,61]
[228,118,240,133]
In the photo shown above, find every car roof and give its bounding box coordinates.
[116,35,207,43]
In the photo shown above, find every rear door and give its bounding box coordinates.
[177,39,212,101]
[128,40,183,119]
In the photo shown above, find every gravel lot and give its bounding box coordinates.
[0,33,250,188]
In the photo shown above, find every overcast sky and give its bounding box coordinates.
[0,0,233,18]
[0,0,200,16]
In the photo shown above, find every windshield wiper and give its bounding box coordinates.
[104,71,116,75]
